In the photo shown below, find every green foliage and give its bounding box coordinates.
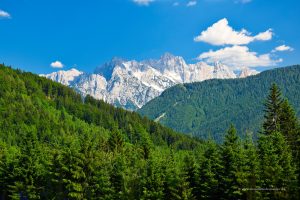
[241,134,260,200]
[198,140,222,199]
[219,125,244,199]
[139,65,300,142]
[279,99,300,156]
[0,64,299,199]
[263,83,284,135]
[258,132,297,199]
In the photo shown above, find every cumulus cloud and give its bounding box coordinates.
[50,61,64,68]
[198,45,281,69]
[133,0,155,6]
[273,45,294,52]
[194,18,273,46]
[0,10,11,18]
[187,1,197,7]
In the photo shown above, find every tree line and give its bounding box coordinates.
[0,64,299,199]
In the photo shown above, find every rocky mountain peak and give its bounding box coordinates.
[94,57,127,80]
[41,53,259,110]
[159,53,186,67]
[41,68,83,86]
[213,61,236,79]
[239,67,259,78]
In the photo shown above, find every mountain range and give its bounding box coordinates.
[41,53,258,110]
[139,65,300,142]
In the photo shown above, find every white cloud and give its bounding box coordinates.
[194,18,273,46]
[50,61,64,68]
[133,0,155,6]
[254,29,273,41]
[273,45,294,52]
[198,45,281,69]
[0,10,11,18]
[173,2,180,6]
[187,1,197,7]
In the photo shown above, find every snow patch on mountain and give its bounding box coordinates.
[41,53,259,110]
[41,68,83,85]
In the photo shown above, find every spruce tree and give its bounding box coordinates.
[182,154,198,199]
[110,155,127,200]
[220,124,244,200]
[263,83,284,135]
[140,157,164,200]
[163,153,182,200]
[279,100,300,196]
[50,143,86,200]
[258,132,297,199]
[279,99,300,156]
[8,130,43,200]
[108,130,124,152]
[198,140,222,200]
[241,133,260,200]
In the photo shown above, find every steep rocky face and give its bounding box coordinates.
[40,68,83,85]
[41,53,259,110]
[238,67,259,78]
[212,61,237,79]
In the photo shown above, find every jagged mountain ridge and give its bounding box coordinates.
[41,53,259,110]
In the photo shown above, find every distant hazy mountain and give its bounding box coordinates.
[138,65,300,142]
[41,53,258,110]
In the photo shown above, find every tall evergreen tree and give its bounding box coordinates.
[110,155,127,200]
[198,140,222,200]
[279,100,300,196]
[240,133,260,200]
[220,125,244,200]
[182,154,198,199]
[279,99,300,155]
[163,152,182,200]
[7,129,45,200]
[50,143,86,200]
[258,132,297,200]
[263,83,284,135]
[108,130,124,153]
[140,157,165,200]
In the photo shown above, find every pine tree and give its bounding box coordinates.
[279,99,300,156]
[108,130,124,152]
[110,155,127,200]
[49,149,66,199]
[140,157,165,200]
[198,140,222,200]
[279,100,300,196]
[7,130,44,200]
[0,142,20,199]
[50,143,86,200]
[219,124,244,200]
[163,151,186,200]
[240,133,260,200]
[182,154,198,199]
[263,83,284,135]
[258,132,297,199]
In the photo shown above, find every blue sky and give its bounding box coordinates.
[0,0,299,74]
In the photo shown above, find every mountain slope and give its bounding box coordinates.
[0,64,200,151]
[1,64,299,199]
[139,65,300,141]
[41,53,258,110]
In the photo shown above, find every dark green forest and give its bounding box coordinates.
[139,65,300,142]
[0,64,300,199]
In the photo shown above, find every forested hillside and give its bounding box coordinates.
[139,65,300,141]
[0,64,299,199]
